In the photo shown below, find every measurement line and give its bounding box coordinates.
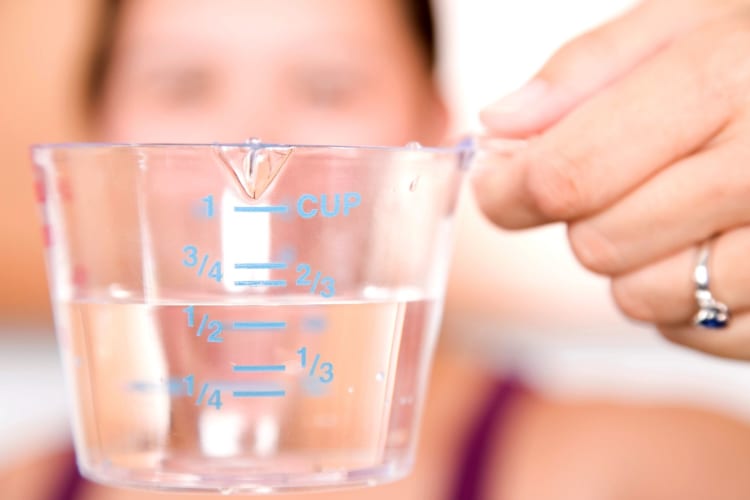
[232,321,287,330]
[234,262,287,270]
[234,205,289,214]
[129,381,157,392]
[232,390,286,398]
[167,380,183,395]
[233,279,287,287]
[232,364,286,372]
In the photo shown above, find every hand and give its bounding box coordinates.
[473,0,750,359]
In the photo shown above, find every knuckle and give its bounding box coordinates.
[574,30,620,60]
[690,14,750,109]
[704,166,738,202]
[719,10,750,73]
[551,30,620,76]
[697,144,750,204]
[724,39,750,106]
[567,223,623,274]
[524,147,588,221]
[610,277,655,322]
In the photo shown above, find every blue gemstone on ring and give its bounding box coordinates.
[694,300,730,329]
[698,317,728,329]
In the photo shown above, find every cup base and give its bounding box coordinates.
[78,458,410,493]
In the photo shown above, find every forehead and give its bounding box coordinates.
[116,0,413,54]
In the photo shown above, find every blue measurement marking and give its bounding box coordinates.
[302,316,327,333]
[232,390,286,398]
[207,380,280,391]
[310,271,322,293]
[128,381,157,393]
[309,354,321,377]
[234,262,287,270]
[168,379,184,395]
[233,279,287,287]
[232,364,286,372]
[234,205,289,214]
[232,321,287,330]
[197,254,208,276]
[278,247,296,264]
[196,312,209,336]
[129,379,183,395]
[195,383,209,405]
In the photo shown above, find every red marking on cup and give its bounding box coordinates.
[34,180,46,203]
[58,179,72,202]
[73,265,88,287]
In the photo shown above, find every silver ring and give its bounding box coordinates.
[693,239,730,329]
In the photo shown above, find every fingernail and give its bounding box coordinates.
[482,79,551,117]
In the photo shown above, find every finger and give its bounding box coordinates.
[567,131,750,275]
[610,226,750,326]
[659,313,750,361]
[472,17,745,230]
[480,0,734,137]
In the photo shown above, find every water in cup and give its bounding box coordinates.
[33,143,469,492]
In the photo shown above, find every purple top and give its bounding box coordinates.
[450,376,524,500]
[55,377,524,500]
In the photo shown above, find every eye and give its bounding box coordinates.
[304,79,351,106]
[295,70,365,108]
[144,66,215,108]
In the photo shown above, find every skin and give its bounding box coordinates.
[7,0,750,499]
[95,0,446,145]
[475,0,750,360]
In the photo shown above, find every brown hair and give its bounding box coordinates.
[86,0,120,112]
[85,0,437,112]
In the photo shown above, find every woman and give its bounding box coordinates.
[6,0,750,499]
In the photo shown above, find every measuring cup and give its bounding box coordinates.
[32,140,490,494]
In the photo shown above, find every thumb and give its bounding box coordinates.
[480,0,717,138]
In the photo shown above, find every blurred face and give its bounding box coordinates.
[97,0,447,145]
[86,1,450,462]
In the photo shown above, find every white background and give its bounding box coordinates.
[435,0,635,132]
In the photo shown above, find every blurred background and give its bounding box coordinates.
[3,0,750,469]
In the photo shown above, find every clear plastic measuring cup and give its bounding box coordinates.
[31,141,480,493]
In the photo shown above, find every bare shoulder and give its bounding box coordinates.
[494,393,750,500]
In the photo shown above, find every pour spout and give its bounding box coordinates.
[214,143,294,200]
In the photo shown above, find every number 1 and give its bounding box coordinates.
[183,305,194,327]
[202,195,214,217]
[183,374,194,396]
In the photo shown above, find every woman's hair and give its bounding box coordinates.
[85,0,437,111]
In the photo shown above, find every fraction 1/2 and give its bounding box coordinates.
[183,305,223,343]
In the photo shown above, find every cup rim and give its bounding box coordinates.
[30,141,472,154]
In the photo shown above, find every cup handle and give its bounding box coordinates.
[456,134,528,172]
